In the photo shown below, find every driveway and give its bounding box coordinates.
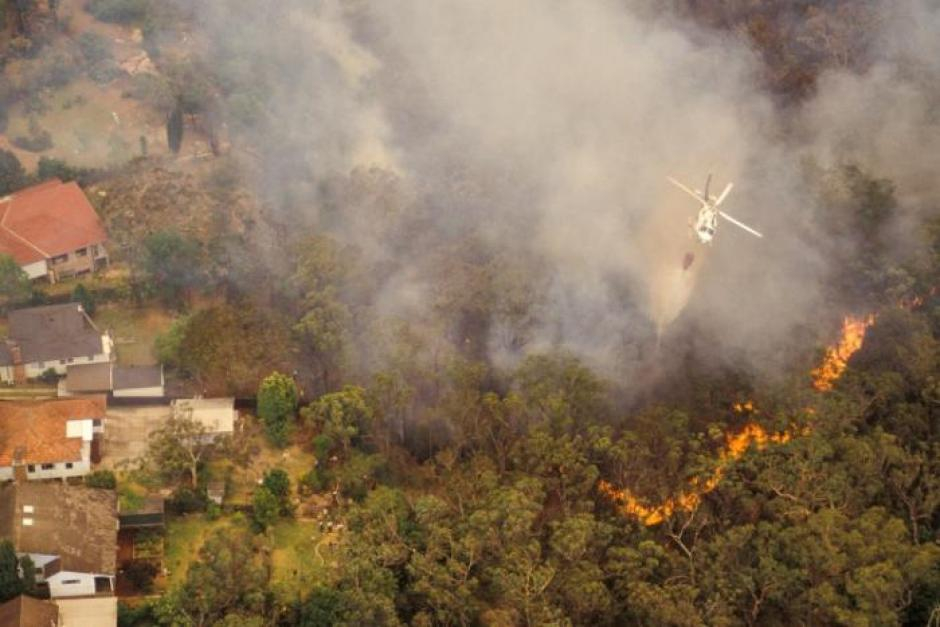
[100,404,172,469]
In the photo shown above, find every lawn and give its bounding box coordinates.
[208,422,318,506]
[94,302,176,365]
[2,77,163,170]
[161,513,232,589]
[270,518,332,595]
[40,263,130,299]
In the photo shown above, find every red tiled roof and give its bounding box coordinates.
[0,179,108,265]
[0,397,106,466]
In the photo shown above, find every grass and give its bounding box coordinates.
[209,423,318,506]
[162,513,232,589]
[40,263,131,298]
[270,518,331,595]
[94,301,176,365]
[4,78,160,169]
[118,482,145,511]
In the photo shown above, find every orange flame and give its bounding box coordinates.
[600,422,792,525]
[810,314,876,391]
[600,292,940,525]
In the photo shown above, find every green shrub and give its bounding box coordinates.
[85,470,117,489]
[257,372,298,448]
[37,157,101,187]
[0,150,25,195]
[299,468,325,495]
[251,485,279,532]
[123,560,157,592]
[72,283,96,315]
[167,486,206,514]
[37,368,59,385]
[313,433,333,462]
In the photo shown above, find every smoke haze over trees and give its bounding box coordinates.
[176,0,940,391]
[4,0,940,624]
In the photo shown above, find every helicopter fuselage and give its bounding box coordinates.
[693,203,719,244]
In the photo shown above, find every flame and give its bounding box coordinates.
[810,314,876,391]
[600,422,793,525]
[601,289,939,525]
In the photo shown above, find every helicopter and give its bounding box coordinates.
[667,174,763,244]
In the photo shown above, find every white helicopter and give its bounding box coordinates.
[667,174,763,244]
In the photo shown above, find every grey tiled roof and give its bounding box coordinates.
[113,365,163,390]
[1,303,104,366]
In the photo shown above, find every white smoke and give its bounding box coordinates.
[194,0,939,383]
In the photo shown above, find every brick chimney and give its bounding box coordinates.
[12,446,27,483]
[9,341,25,385]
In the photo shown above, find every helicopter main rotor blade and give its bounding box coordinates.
[704,174,711,201]
[714,182,734,207]
[667,177,707,205]
[718,210,763,238]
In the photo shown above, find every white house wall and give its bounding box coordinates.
[24,352,111,378]
[21,260,48,280]
[47,571,111,598]
[23,458,90,481]
[113,385,164,398]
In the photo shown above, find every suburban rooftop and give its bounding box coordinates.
[0,302,105,366]
[0,179,108,266]
[0,481,117,575]
[0,398,105,466]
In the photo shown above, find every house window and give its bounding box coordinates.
[22,505,33,514]
[75,248,87,257]
[65,462,73,469]
[93,419,102,427]
[66,357,74,364]
[41,463,54,470]
[59,360,66,365]
[37,362,44,369]
[22,518,33,526]
[34,567,42,574]
[61,579,80,585]
[51,254,67,264]
[27,465,35,473]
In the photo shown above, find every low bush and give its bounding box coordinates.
[85,470,118,489]
[167,485,207,514]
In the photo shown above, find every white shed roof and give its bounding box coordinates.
[172,398,236,434]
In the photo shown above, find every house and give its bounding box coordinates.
[0,481,117,598]
[0,179,108,283]
[0,303,113,385]
[0,398,106,481]
[171,397,236,438]
[0,595,59,627]
[60,363,164,398]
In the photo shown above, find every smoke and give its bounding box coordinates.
[193,0,939,386]
[797,0,940,215]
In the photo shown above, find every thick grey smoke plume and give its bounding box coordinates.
[196,0,939,382]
